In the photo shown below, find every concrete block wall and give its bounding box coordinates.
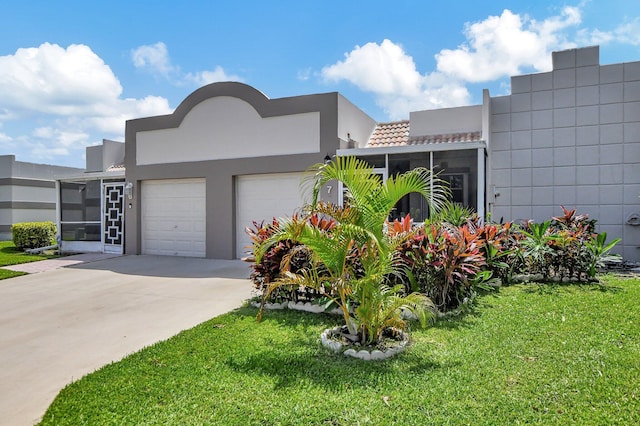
[489,46,640,261]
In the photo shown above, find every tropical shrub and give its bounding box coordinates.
[249,182,622,326]
[551,205,596,234]
[246,216,330,303]
[431,200,477,227]
[475,221,521,284]
[12,221,57,250]
[584,232,622,277]
[255,156,449,346]
[398,223,486,311]
[516,206,620,281]
[519,220,556,280]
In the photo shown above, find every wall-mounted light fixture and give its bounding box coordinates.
[124,182,134,199]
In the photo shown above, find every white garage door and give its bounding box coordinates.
[236,172,308,259]
[141,178,206,257]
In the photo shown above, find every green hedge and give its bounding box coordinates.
[12,221,57,250]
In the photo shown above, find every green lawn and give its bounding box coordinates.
[40,275,639,425]
[0,241,58,279]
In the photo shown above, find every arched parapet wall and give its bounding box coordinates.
[129,82,323,165]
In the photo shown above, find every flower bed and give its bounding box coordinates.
[320,326,409,360]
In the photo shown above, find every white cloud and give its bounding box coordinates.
[85,95,172,135]
[131,42,175,77]
[21,126,89,159]
[55,130,89,148]
[184,66,243,86]
[0,42,173,165]
[0,43,171,121]
[322,39,470,119]
[0,43,123,115]
[297,67,312,81]
[436,7,581,82]
[579,17,640,46]
[320,6,609,119]
[613,18,640,45]
[28,140,74,158]
[32,127,54,139]
[132,42,242,86]
[323,40,422,97]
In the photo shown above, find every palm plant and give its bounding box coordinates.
[431,200,477,227]
[584,232,621,277]
[255,156,449,346]
[520,220,556,279]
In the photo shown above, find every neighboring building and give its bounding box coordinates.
[487,46,640,261]
[57,139,125,254]
[52,44,633,263]
[0,155,82,241]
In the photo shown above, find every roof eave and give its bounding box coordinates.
[56,170,126,182]
[338,140,487,156]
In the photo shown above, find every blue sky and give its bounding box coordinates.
[1,0,639,168]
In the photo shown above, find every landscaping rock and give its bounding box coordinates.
[320,327,409,361]
[356,350,371,361]
[343,348,357,357]
[370,350,385,360]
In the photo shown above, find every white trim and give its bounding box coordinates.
[55,180,61,246]
[57,171,125,182]
[337,140,486,157]
[477,148,486,221]
[430,151,434,208]
[57,177,126,254]
[102,182,125,255]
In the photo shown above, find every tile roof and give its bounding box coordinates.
[366,120,482,148]
[367,120,410,147]
[107,163,125,172]
[409,131,482,146]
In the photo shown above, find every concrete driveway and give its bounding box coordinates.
[0,255,253,425]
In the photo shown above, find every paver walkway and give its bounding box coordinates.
[1,252,122,273]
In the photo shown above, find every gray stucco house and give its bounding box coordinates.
[108,45,639,262]
[0,155,82,241]
[124,84,375,258]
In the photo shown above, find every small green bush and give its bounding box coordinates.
[12,221,57,250]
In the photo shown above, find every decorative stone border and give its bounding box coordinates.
[320,326,409,361]
[251,300,343,315]
[253,299,411,360]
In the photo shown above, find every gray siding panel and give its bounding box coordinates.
[0,201,55,210]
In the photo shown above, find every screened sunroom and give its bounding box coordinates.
[336,119,486,222]
[57,171,127,254]
[55,140,127,254]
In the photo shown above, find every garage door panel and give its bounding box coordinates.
[236,172,307,259]
[144,201,202,216]
[141,179,206,257]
